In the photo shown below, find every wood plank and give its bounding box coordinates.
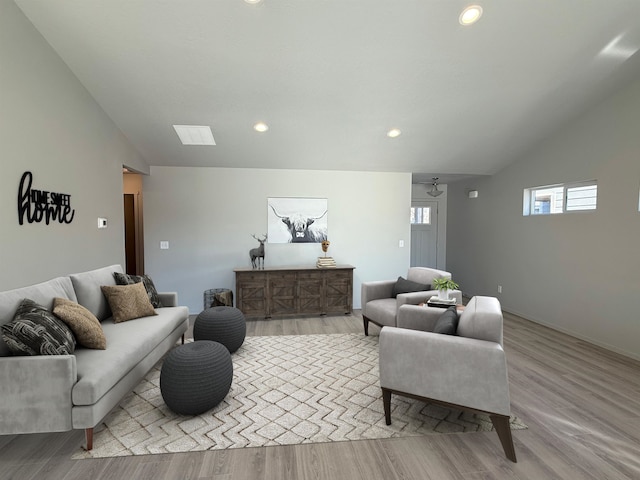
[1,310,640,479]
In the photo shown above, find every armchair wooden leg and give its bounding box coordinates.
[363,316,369,336]
[181,334,185,344]
[84,427,94,451]
[490,414,517,462]
[382,388,392,425]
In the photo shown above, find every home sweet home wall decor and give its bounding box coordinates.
[17,171,75,225]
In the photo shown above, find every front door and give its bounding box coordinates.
[410,201,438,268]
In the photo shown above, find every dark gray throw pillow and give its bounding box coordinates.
[433,306,459,335]
[113,272,163,308]
[392,276,430,298]
[0,298,76,355]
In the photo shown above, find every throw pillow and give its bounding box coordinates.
[391,276,430,298]
[113,272,163,308]
[433,306,459,335]
[0,298,76,355]
[101,282,157,323]
[53,297,106,350]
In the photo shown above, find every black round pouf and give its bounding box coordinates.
[194,306,246,353]
[160,341,233,415]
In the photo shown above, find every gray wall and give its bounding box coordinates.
[143,167,412,313]
[0,2,146,290]
[447,77,640,360]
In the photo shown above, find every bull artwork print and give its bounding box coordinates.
[267,197,328,244]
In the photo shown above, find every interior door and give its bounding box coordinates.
[123,194,137,274]
[410,201,438,268]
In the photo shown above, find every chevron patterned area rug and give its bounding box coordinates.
[72,333,526,459]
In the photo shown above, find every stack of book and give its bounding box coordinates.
[316,256,336,268]
[427,297,457,307]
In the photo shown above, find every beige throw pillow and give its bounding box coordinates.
[101,282,157,323]
[53,297,106,349]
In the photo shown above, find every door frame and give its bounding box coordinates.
[410,184,447,270]
[410,200,438,268]
[123,172,145,275]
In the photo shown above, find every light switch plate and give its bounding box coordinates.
[160,241,169,249]
[97,218,107,229]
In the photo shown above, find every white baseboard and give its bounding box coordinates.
[502,306,640,363]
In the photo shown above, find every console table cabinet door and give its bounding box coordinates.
[324,269,352,314]
[234,266,354,318]
[269,273,297,316]
[298,272,324,314]
[235,272,266,317]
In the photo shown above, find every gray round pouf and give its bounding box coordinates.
[194,306,246,353]
[160,341,232,415]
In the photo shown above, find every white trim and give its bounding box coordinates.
[502,306,640,362]
[523,180,597,216]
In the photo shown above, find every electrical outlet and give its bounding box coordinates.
[160,241,169,250]
[497,285,502,294]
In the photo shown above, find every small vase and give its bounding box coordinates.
[438,289,449,300]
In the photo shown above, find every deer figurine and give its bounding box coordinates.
[250,234,267,269]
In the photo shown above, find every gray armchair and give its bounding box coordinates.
[379,296,517,462]
[361,267,462,336]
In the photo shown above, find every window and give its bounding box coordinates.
[411,206,431,224]
[524,181,597,216]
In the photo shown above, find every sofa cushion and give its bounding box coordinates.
[70,265,123,321]
[433,306,459,335]
[1,299,76,355]
[53,297,106,350]
[392,276,430,298]
[72,306,189,405]
[363,298,399,327]
[0,276,77,356]
[113,272,163,308]
[101,282,157,323]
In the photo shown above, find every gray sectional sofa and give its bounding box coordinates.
[0,265,189,449]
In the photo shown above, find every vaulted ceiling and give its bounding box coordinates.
[15,0,640,183]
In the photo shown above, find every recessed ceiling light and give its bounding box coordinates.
[244,0,262,4]
[387,128,401,138]
[254,122,269,132]
[459,5,483,26]
[173,125,216,145]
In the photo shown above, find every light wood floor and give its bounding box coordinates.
[1,310,639,480]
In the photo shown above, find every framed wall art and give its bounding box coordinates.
[267,197,328,244]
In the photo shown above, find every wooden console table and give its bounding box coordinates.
[234,265,354,318]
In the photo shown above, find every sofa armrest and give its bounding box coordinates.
[396,290,435,308]
[158,292,178,307]
[397,304,442,332]
[361,280,395,305]
[0,355,77,434]
[379,326,511,415]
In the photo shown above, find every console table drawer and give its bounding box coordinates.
[240,273,266,281]
[328,270,351,280]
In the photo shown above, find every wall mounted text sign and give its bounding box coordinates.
[17,171,75,225]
